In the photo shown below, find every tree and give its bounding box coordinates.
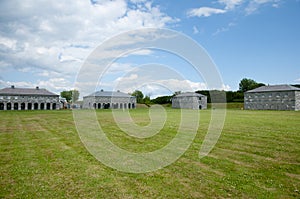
[151,95,172,104]
[131,90,144,103]
[143,95,151,105]
[72,90,79,102]
[239,78,265,93]
[60,89,80,103]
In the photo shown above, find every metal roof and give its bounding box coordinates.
[174,92,206,98]
[85,90,134,98]
[0,86,58,96]
[246,85,300,93]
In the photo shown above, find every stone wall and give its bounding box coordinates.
[0,95,59,110]
[83,96,136,109]
[172,96,207,110]
[244,91,297,111]
[295,91,300,111]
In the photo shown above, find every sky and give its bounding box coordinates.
[0,0,299,98]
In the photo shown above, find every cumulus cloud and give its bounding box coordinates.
[0,0,177,91]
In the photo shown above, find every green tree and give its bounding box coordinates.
[151,95,172,104]
[143,95,151,105]
[239,78,265,92]
[60,89,80,102]
[131,90,144,103]
[72,90,79,102]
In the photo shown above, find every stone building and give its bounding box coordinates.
[0,86,59,110]
[244,85,300,111]
[83,90,136,109]
[172,92,207,110]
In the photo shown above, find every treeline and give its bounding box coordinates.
[134,78,300,105]
[149,90,244,104]
[195,90,244,103]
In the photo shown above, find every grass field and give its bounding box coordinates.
[0,107,300,198]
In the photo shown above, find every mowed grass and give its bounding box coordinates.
[0,107,299,198]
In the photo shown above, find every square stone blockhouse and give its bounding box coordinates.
[0,86,59,110]
[83,90,136,109]
[244,85,300,111]
[172,92,207,110]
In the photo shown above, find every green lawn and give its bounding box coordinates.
[0,108,299,198]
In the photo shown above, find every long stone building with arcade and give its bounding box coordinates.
[0,86,59,110]
[83,90,136,109]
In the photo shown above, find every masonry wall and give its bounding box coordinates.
[295,91,300,111]
[172,96,207,110]
[0,95,59,110]
[83,96,136,109]
[244,91,297,111]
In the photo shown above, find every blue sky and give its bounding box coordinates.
[0,0,299,98]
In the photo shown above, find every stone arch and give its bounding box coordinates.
[46,103,51,110]
[40,103,45,110]
[28,103,32,110]
[98,103,101,109]
[21,103,26,110]
[104,103,110,109]
[93,103,96,109]
[34,103,39,110]
[52,103,56,110]
[128,103,131,109]
[120,103,123,109]
[7,103,11,110]
[14,103,18,110]
[0,103,4,110]
[132,103,135,109]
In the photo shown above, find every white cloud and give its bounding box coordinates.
[213,22,236,36]
[116,74,139,83]
[0,0,177,91]
[218,0,244,10]
[245,0,281,15]
[187,7,226,17]
[187,0,282,18]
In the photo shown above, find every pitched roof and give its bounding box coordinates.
[246,85,300,93]
[85,90,134,98]
[0,87,58,96]
[174,92,206,97]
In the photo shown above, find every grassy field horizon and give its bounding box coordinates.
[0,107,299,198]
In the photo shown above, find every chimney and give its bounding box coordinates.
[36,86,39,90]
[11,85,15,89]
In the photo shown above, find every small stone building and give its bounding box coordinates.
[172,92,207,110]
[83,90,136,109]
[244,85,300,111]
[0,86,59,110]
